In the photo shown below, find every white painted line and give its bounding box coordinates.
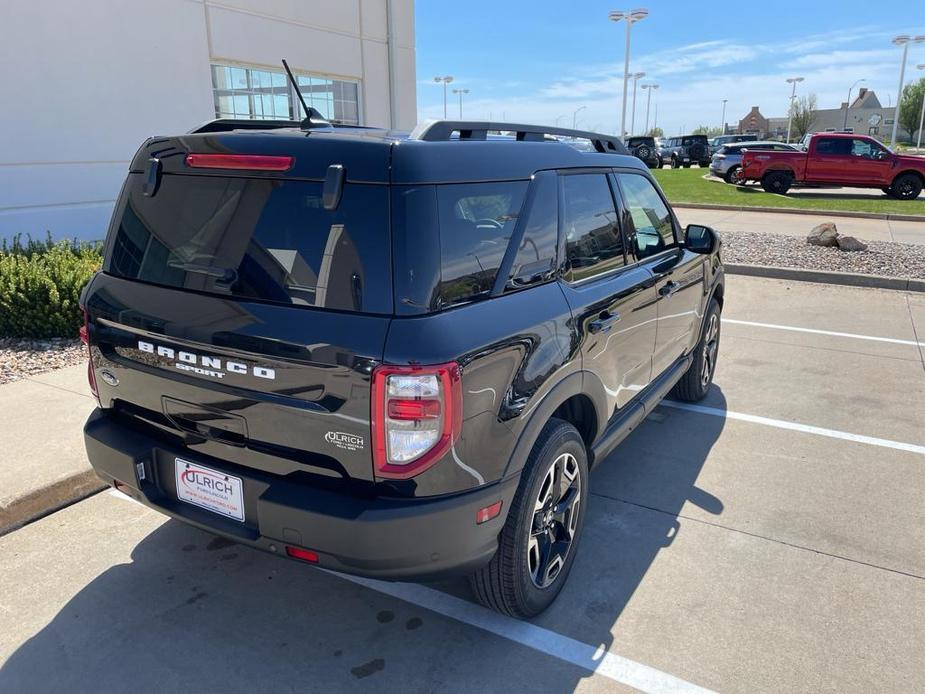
[108,489,141,504]
[723,318,925,348]
[662,401,925,457]
[336,573,715,694]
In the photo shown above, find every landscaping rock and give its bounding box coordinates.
[807,222,839,247]
[836,236,868,252]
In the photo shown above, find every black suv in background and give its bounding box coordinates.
[661,134,712,168]
[624,135,661,168]
[80,115,724,618]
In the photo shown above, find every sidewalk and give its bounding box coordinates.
[0,365,102,534]
[674,205,925,246]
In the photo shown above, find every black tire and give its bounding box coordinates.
[656,159,664,169]
[670,298,721,402]
[761,171,792,195]
[890,173,923,200]
[469,419,588,619]
[724,166,742,184]
[634,144,652,161]
[881,186,893,197]
[683,162,692,168]
[671,156,680,169]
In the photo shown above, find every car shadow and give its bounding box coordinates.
[0,389,727,691]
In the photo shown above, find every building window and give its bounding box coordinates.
[210,64,361,125]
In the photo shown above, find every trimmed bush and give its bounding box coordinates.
[0,234,102,338]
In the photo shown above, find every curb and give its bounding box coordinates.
[674,202,925,223]
[0,469,106,536]
[725,263,925,292]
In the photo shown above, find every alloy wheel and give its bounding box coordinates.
[700,312,720,388]
[527,452,581,588]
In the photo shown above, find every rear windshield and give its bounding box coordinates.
[106,173,391,314]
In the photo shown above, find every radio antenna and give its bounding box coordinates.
[281,59,329,130]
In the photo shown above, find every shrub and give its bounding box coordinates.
[0,234,103,338]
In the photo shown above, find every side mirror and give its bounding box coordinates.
[685,224,720,254]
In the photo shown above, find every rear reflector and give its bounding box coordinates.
[285,546,319,563]
[79,307,99,404]
[476,501,503,524]
[184,153,294,171]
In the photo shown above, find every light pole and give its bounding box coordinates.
[916,64,925,151]
[843,78,865,130]
[609,8,649,139]
[629,71,646,135]
[721,99,728,134]
[573,105,586,129]
[785,76,805,143]
[555,114,566,126]
[433,76,454,119]
[641,84,658,135]
[891,36,925,147]
[452,88,469,118]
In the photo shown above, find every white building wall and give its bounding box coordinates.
[0,0,416,242]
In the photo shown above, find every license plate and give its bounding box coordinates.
[175,458,245,522]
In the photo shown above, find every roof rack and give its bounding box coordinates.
[409,120,629,155]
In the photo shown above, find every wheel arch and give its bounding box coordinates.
[891,169,925,187]
[500,371,607,480]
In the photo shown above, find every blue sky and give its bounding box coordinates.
[415,1,925,136]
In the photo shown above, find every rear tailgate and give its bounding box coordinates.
[85,149,392,486]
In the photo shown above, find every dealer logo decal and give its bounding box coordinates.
[325,431,364,451]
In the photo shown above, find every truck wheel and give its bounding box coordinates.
[724,166,742,184]
[682,162,692,168]
[670,298,721,402]
[761,171,792,195]
[671,157,680,169]
[469,419,588,618]
[890,173,923,200]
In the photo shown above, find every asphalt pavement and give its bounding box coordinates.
[1,275,924,693]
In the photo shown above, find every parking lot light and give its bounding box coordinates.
[630,71,646,136]
[785,76,805,143]
[609,8,649,139]
[916,64,925,151]
[433,76,454,119]
[844,79,865,130]
[642,83,659,135]
[889,36,925,148]
[452,88,469,119]
[721,98,728,133]
[572,105,586,129]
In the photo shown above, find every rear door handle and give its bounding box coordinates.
[659,281,680,298]
[589,311,621,334]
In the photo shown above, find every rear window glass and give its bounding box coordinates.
[107,174,391,313]
[436,181,528,306]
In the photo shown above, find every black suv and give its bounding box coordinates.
[624,136,661,168]
[662,134,712,168]
[81,115,724,618]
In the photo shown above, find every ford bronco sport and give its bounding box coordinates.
[81,112,724,618]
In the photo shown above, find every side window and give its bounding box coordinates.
[850,139,884,158]
[615,173,676,260]
[436,181,528,306]
[815,137,850,155]
[508,172,558,290]
[561,174,625,282]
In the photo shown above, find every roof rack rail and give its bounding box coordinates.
[409,120,629,155]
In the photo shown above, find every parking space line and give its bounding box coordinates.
[723,318,925,348]
[336,573,716,694]
[661,401,925,456]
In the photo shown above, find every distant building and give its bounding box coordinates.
[729,89,896,141]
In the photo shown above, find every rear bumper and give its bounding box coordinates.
[84,409,519,580]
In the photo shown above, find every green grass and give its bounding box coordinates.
[652,167,925,216]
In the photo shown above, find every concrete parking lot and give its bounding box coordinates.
[1,275,924,693]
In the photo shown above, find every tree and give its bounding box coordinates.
[898,78,925,144]
[691,125,722,136]
[789,93,817,139]
[648,126,664,137]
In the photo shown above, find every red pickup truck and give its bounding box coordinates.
[741,132,925,200]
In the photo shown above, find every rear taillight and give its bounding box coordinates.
[371,363,462,479]
[79,307,99,404]
[184,153,294,171]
